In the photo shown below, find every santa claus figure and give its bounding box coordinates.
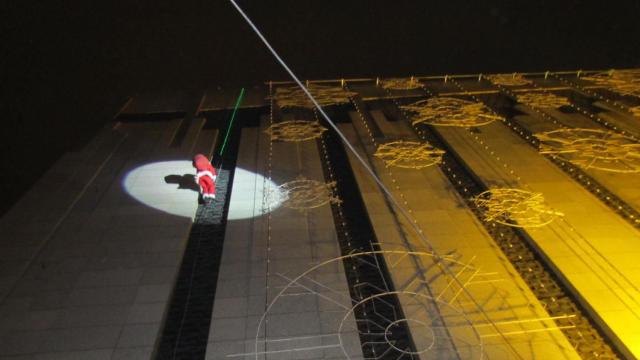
[193,154,217,202]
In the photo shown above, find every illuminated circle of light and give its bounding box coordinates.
[535,128,640,173]
[401,97,503,127]
[122,161,281,220]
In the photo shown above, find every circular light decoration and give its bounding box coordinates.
[274,177,340,210]
[486,73,532,86]
[374,140,445,169]
[473,188,563,228]
[516,92,571,109]
[535,128,640,173]
[249,251,485,360]
[401,97,503,127]
[274,84,358,108]
[123,161,281,220]
[265,120,327,142]
[380,77,422,90]
[338,291,481,359]
[582,69,640,97]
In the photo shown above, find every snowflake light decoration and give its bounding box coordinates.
[245,251,490,360]
[265,120,327,142]
[473,188,563,228]
[535,128,640,173]
[401,97,503,127]
[273,177,340,211]
[486,73,532,86]
[339,290,481,358]
[273,84,357,108]
[516,92,571,109]
[380,77,422,90]
[374,140,444,169]
[582,69,640,97]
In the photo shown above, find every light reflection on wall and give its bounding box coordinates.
[122,161,280,220]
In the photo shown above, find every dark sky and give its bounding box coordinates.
[1,0,639,213]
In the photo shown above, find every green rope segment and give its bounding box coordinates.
[219,87,245,156]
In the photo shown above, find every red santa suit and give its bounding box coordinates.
[193,154,217,200]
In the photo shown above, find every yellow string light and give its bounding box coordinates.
[401,97,503,127]
[486,73,532,86]
[473,188,563,228]
[265,120,327,142]
[535,128,640,173]
[516,92,571,109]
[582,69,640,97]
[374,140,445,169]
[273,84,357,108]
[379,77,422,90]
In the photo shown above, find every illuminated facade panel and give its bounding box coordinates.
[3,70,640,359]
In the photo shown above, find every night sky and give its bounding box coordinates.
[1,0,639,214]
